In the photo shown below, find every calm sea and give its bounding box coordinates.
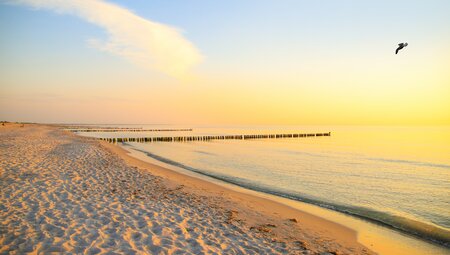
[79,125,450,247]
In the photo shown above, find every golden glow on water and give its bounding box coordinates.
[309,126,450,163]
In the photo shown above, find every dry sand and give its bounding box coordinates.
[0,124,374,254]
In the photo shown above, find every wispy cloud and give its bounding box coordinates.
[8,0,202,79]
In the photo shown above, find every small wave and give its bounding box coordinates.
[366,157,450,169]
[277,150,328,158]
[194,150,216,156]
[133,147,450,247]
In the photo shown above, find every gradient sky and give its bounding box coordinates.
[1,0,449,125]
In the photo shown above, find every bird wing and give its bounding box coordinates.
[395,47,400,54]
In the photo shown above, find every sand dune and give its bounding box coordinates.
[0,124,373,254]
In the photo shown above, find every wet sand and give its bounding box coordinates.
[0,124,374,254]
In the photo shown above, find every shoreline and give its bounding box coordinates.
[104,134,450,255]
[1,123,373,254]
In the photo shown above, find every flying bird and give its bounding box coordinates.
[395,43,408,54]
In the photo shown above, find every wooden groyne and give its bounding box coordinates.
[62,126,142,129]
[60,126,144,130]
[100,132,331,143]
[68,128,193,133]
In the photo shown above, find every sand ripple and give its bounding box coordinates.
[1,126,314,254]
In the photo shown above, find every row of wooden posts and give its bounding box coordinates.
[61,126,145,130]
[69,128,193,133]
[62,126,143,129]
[100,132,331,143]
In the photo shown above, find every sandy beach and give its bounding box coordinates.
[0,124,374,254]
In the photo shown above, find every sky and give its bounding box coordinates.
[1,0,449,125]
